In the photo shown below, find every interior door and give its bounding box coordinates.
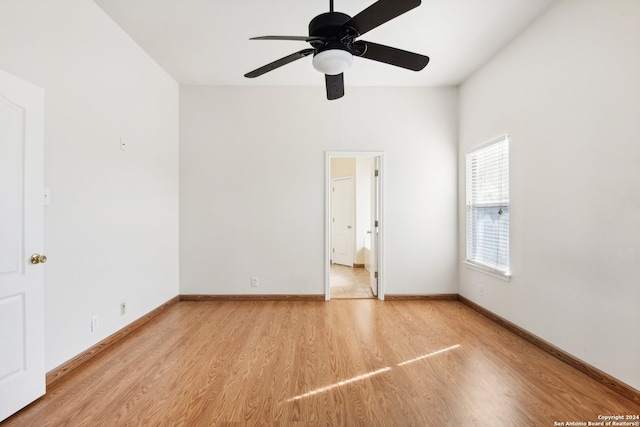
[0,70,46,422]
[331,177,354,266]
[369,159,379,296]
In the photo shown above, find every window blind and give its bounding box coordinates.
[466,136,510,275]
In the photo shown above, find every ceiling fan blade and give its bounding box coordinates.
[244,49,315,78]
[250,35,327,42]
[357,41,429,71]
[345,0,421,36]
[325,73,345,100]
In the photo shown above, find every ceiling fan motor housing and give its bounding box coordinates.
[309,12,358,53]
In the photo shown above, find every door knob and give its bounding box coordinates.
[347,225,352,229]
[30,253,47,265]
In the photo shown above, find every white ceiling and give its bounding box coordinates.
[94,0,556,87]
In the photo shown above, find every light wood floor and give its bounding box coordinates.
[330,264,374,299]
[4,300,639,426]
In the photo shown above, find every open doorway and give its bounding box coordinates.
[325,152,383,300]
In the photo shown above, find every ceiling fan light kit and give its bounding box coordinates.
[244,0,430,100]
[312,49,353,75]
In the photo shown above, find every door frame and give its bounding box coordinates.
[325,151,384,301]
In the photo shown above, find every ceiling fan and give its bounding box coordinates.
[244,0,430,100]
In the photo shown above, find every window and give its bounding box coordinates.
[465,135,510,275]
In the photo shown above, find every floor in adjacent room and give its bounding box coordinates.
[329,264,375,299]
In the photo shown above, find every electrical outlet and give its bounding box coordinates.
[120,302,126,316]
[478,284,484,297]
[251,276,259,287]
[91,314,99,332]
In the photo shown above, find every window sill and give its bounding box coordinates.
[463,261,512,282]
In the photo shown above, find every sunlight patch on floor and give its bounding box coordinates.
[396,344,461,367]
[287,367,392,402]
[286,344,461,402]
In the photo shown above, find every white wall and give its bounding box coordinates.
[180,85,458,296]
[330,158,355,179]
[0,0,180,371]
[459,0,640,390]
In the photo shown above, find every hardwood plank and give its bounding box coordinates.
[4,300,639,426]
[458,295,640,405]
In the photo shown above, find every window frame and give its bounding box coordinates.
[465,135,511,278]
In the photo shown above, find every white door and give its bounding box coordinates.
[0,70,46,422]
[369,159,380,296]
[331,177,354,266]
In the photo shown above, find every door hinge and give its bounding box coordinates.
[332,248,335,253]
[374,271,378,279]
[375,220,379,227]
[375,169,379,177]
